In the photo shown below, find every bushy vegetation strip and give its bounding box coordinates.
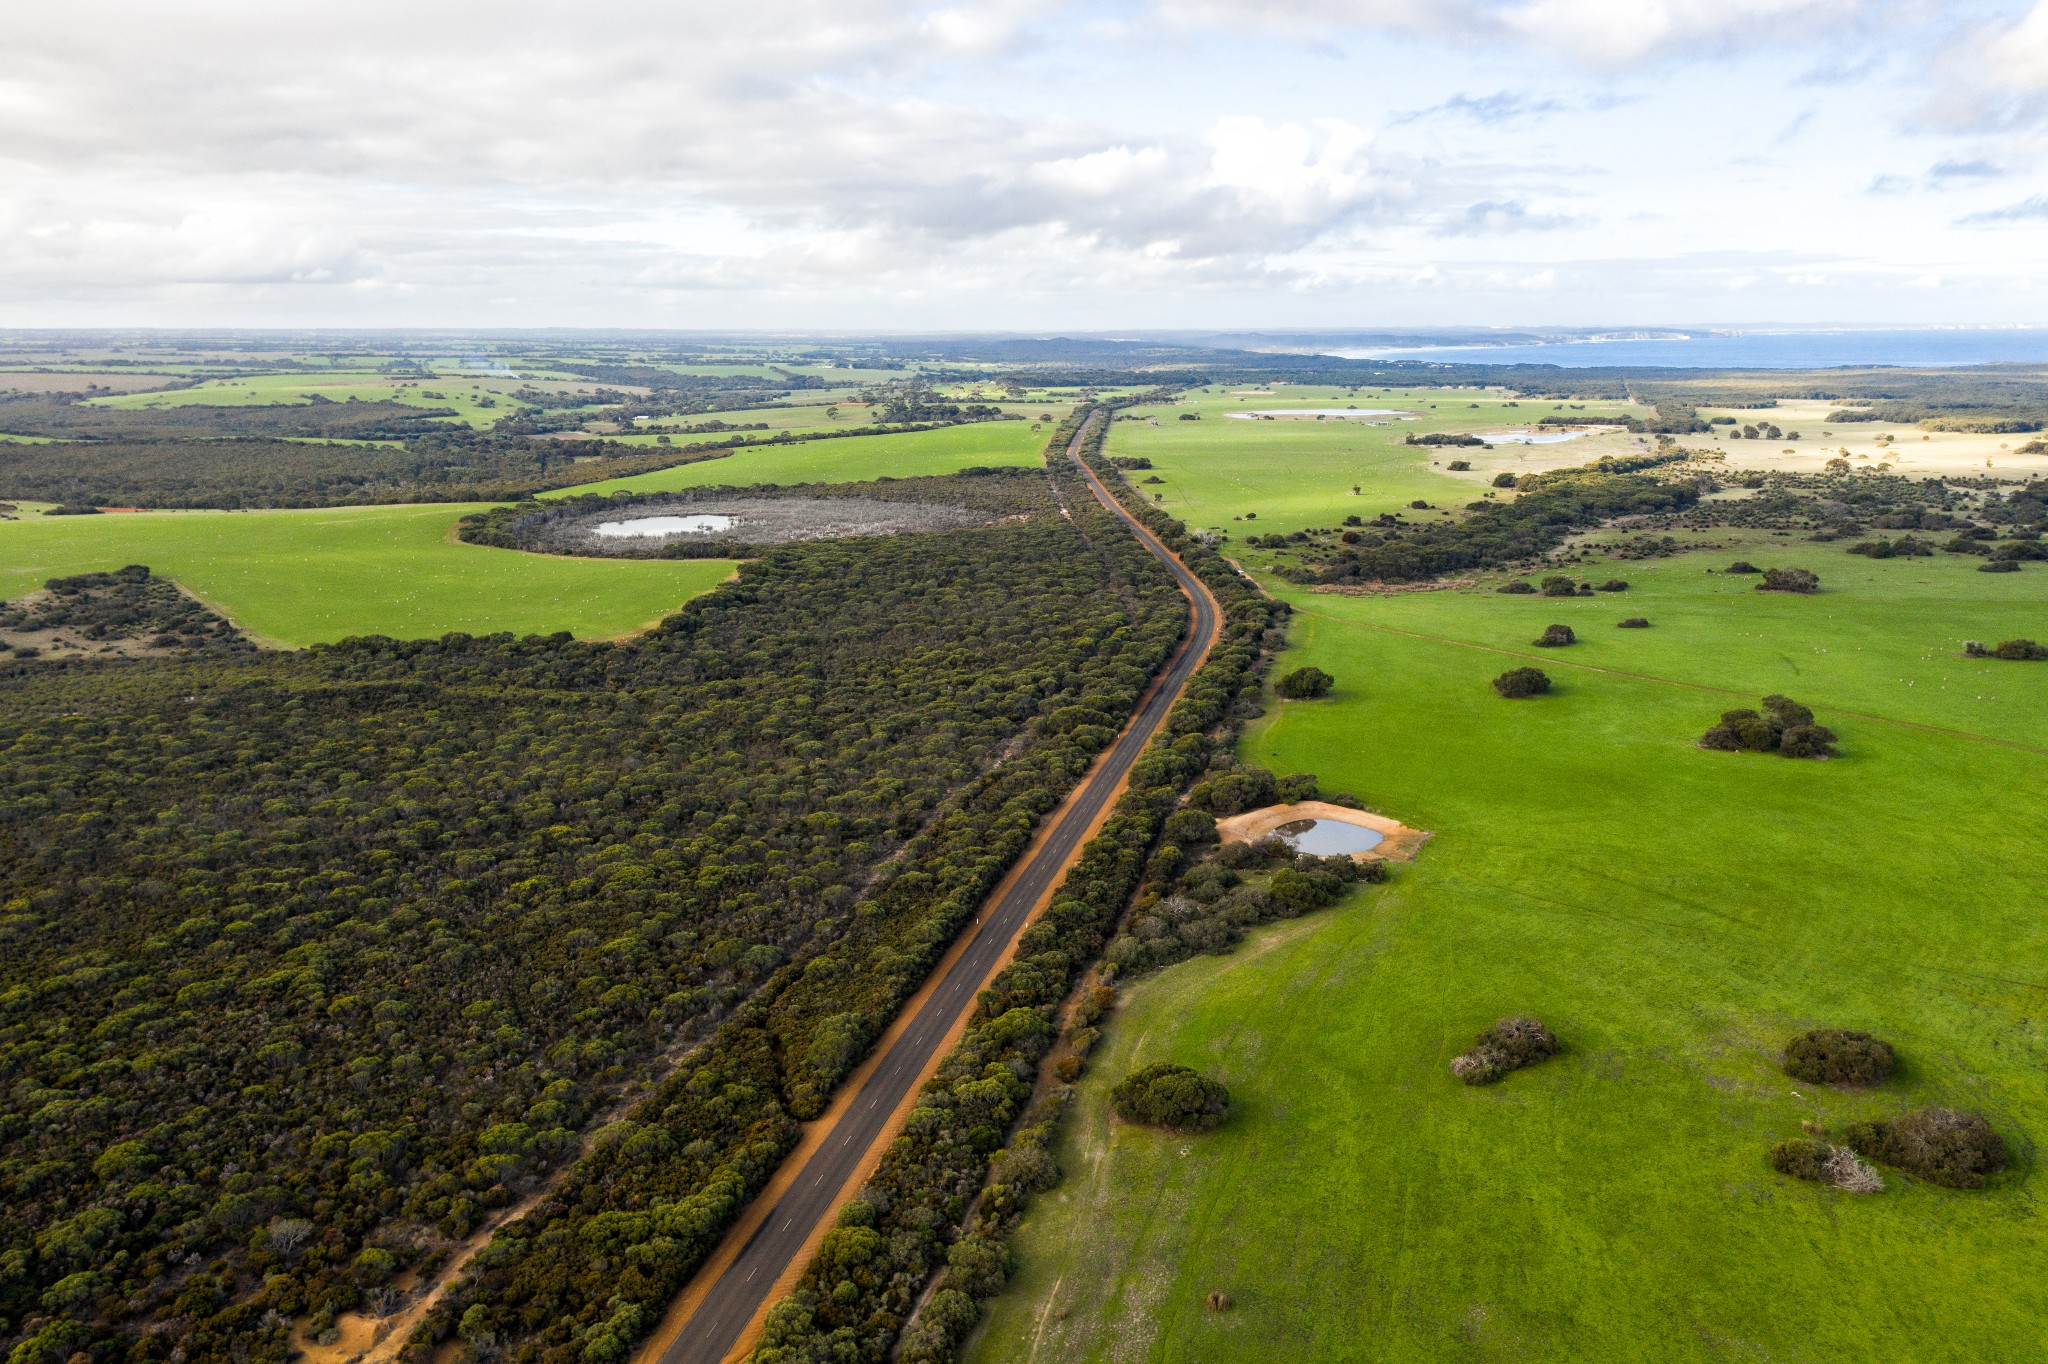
[746,413,1284,1364]
[1304,456,1700,586]
[0,454,1188,1364]
[0,435,739,510]
[1,566,256,660]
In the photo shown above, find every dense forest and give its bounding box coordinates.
[0,457,1188,1364]
[0,437,737,509]
[0,398,457,443]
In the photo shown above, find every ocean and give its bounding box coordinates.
[1326,328,2048,370]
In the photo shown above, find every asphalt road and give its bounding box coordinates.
[657,416,1220,1364]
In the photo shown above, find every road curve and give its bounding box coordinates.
[649,415,1222,1364]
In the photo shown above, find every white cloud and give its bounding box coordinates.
[0,0,2037,325]
[1157,0,1867,66]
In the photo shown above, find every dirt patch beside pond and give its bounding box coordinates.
[1215,800,1431,862]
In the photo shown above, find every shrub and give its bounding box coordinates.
[1450,1016,1560,1086]
[1702,696,1835,757]
[1979,559,2021,573]
[1533,624,1575,647]
[1760,694,1813,728]
[1597,579,1629,592]
[1492,667,1550,698]
[1276,666,1335,699]
[1539,574,1578,597]
[1185,765,1279,815]
[1617,617,1650,628]
[1726,560,1760,574]
[1700,710,1773,752]
[1991,638,2047,660]
[1492,472,1518,488]
[1844,1108,2007,1188]
[1758,567,1820,593]
[1778,724,1838,758]
[1769,1139,1883,1192]
[1783,1029,1896,1085]
[1446,460,1472,471]
[1162,808,1218,846]
[1496,580,1537,594]
[1768,1137,1832,1181]
[1110,1062,1231,1130]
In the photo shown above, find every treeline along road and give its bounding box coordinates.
[646,412,1222,1364]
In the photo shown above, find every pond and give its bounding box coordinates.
[1225,408,1411,420]
[1476,429,1590,445]
[594,514,738,538]
[1273,817,1384,856]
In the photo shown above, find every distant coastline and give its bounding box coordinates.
[1326,326,2048,369]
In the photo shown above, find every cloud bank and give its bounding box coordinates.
[0,0,2041,325]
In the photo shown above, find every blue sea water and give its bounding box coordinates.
[1328,328,2048,370]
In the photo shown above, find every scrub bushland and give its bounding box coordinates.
[0,565,256,659]
[0,455,1187,1364]
[0,432,736,509]
[1310,457,1699,586]
[751,406,1287,1364]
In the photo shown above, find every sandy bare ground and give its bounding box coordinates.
[1215,801,1431,862]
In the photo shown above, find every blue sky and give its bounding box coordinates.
[4,0,2047,328]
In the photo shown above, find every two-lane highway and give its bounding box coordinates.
[650,414,1222,1364]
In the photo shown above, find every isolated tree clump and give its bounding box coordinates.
[1110,1062,1231,1130]
[1965,638,2048,660]
[1757,566,1821,593]
[1783,1029,1897,1086]
[1844,1108,2008,1188]
[1617,617,1650,628]
[1451,1016,1560,1086]
[1533,624,1576,647]
[1769,1139,1884,1193]
[1493,666,1551,698]
[1699,694,1836,758]
[1726,560,1761,574]
[1539,574,1579,597]
[1495,579,1537,594]
[1276,665,1335,699]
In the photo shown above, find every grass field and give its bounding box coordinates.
[0,419,1050,645]
[1110,387,1653,540]
[0,505,734,646]
[550,420,1049,496]
[84,372,531,428]
[966,534,2048,1363]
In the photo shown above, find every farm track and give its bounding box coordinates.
[639,416,1224,1364]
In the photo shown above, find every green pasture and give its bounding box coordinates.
[548,420,1050,497]
[0,505,733,647]
[969,539,2048,1363]
[1112,386,1651,540]
[86,372,527,428]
